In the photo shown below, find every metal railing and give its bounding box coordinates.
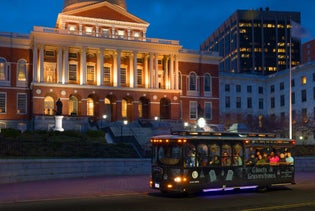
[33,26,180,45]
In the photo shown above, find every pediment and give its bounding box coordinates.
[62,1,148,24]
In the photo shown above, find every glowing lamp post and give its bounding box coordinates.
[121,119,128,141]
[197,117,206,131]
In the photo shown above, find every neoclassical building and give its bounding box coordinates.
[0,0,220,131]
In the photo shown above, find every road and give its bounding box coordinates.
[0,172,314,211]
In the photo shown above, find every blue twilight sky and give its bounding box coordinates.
[0,0,314,50]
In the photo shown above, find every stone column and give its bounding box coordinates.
[113,51,118,87]
[129,53,134,88]
[144,54,149,88]
[116,50,121,87]
[170,55,174,90]
[32,44,38,82]
[149,53,154,89]
[133,51,138,88]
[80,47,86,85]
[164,56,169,89]
[174,55,179,90]
[155,54,159,88]
[57,47,63,83]
[63,47,69,84]
[98,48,104,86]
[39,45,44,82]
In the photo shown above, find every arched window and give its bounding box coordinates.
[204,73,211,92]
[189,72,197,91]
[17,59,27,82]
[44,96,54,115]
[0,58,8,81]
[138,101,143,118]
[87,98,94,116]
[104,97,112,121]
[121,99,127,118]
[69,96,78,115]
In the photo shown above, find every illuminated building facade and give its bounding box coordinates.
[201,8,301,75]
[0,0,220,131]
[302,39,315,64]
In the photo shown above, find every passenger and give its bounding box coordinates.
[221,152,231,166]
[262,152,269,163]
[246,153,256,165]
[279,153,286,163]
[233,153,243,166]
[255,150,261,159]
[256,154,267,164]
[209,155,220,166]
[285,152,294,164]
[186,149,196,167]
[269,151,279,164]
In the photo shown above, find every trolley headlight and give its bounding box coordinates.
[174,176,187,183]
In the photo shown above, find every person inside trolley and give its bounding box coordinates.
[221,151,231,166]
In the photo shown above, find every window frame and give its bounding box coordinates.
[17,93,27,114]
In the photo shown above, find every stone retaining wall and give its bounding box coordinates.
[0,157,313,184]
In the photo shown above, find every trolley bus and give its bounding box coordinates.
[150,131,295,194]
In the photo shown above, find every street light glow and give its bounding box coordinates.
[197,117,206,128]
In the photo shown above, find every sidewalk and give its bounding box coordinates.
[0,172,314,204]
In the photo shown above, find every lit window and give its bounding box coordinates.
[120,67,126,85]
[104,66,111,86]
[68,25,76,31]
[0,58,7,81]
[137,68,143,85]
[17,93,27,114]
[69,63,78,82]
[301,76,307,85]
[101,28,110,37]
[122,99,127,118]
[17,59,27,81]
[133,31,140,38]
[87,98,94,116]
[44,96,54,115]
[85,27,93,34]
[0,92,6,113]
[87,65,95,82]
[69,95,78,116]
[117,30,125,38]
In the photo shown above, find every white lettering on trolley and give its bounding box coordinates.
[247,167,276,180]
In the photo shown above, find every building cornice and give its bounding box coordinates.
[0,33,31,49]
[31,29,181,54]
[31,82,181,95]
[57,14,149,31]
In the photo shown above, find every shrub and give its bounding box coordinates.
[0,128,21,138]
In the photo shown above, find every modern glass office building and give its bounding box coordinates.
[201,8,301,75]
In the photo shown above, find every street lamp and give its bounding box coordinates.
[197,117,206,130]
[101,114,107,128]
[184,122,189,130]
[121,119,128,141]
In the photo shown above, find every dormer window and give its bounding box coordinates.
[68,24,77,32]
[117,30,125,38]
[101,28,110,37]
[85,26,93,35]
[133,31,140,40]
